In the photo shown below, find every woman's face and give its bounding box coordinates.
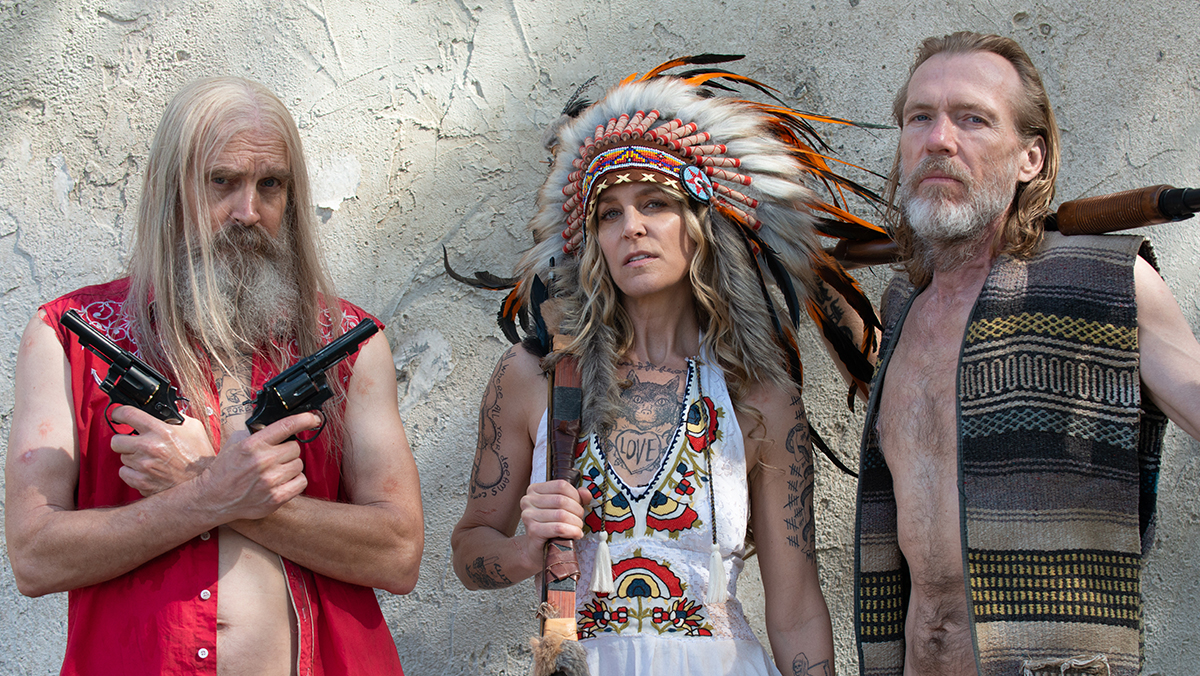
[594,182,697,303]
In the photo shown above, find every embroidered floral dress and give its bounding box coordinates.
[532,357,782,675]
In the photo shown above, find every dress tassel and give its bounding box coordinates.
[590,531,615,594]
[706,542,728,604]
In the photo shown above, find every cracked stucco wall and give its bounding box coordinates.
[1,1,1197,673]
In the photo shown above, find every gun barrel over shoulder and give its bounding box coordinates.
[827,184,1200,267]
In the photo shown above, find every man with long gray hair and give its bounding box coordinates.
[853,32,1200,676]
[5,77,423,675]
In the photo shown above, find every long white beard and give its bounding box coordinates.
[177,223,301,352]
[898,155,1018,245]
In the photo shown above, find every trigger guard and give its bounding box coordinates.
[294,410,327,444]
[104,402,138,436]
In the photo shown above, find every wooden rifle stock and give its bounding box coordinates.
[827,184,1200,266]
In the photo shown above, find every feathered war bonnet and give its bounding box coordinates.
[449,55,887,449]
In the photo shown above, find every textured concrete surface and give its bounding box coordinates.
[1,1,1197,674]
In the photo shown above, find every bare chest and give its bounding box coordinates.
[877,297,979,673]
[211,358,297,675]
[877,299,970,577]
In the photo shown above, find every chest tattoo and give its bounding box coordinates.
[605,365,685,482]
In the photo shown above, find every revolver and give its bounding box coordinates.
[61,309,185,425]
[244,318,379,438]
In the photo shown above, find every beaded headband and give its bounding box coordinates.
[563,123,723,251]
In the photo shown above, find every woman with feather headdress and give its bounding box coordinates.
[450,56,887,676]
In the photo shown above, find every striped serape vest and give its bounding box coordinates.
[854,232,1167,676]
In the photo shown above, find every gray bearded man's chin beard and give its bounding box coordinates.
[177,223,301,353]
[898,157,1019,272]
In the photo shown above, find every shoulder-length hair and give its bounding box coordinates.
[556,183,790,433]
[886,31,1061,287]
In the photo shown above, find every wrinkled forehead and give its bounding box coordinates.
[905,50,1024,122]
[202,125,291,175]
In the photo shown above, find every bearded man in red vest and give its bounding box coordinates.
[5,77,423,676]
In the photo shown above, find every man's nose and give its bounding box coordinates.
[229,185,261,226]
[924,115,956,156]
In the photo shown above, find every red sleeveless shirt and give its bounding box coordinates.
[41,278,403,676]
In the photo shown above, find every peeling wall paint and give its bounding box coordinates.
[312,153,362,213]
[2,1,1198,674]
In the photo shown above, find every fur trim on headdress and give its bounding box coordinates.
[449,56,888,438]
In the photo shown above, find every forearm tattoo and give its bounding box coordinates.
[784,395,816,561]
[465,555,513,590]
[470,352,512,500]
[792,652,831,676]
[813,278,854,345]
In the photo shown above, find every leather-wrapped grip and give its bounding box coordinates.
[543,356,583,585]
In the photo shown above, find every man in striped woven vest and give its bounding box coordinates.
[854,32,1200,676]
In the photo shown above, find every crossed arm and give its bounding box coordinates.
[4,312,422,597]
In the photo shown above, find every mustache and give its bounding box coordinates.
[176,222,299,351]
[902,156,973,189]
[210,222,287,258]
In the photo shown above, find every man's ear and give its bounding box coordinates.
[1017,136,1046,183]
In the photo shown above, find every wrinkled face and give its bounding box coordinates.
[897,51,1044,241]
[594,183,696,303]
[203,127,291,237]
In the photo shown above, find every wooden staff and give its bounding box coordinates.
[530,344,590,676]
[828,184,1200,266]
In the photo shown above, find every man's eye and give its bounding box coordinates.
[211,177,227,186]
[261,178,279,188]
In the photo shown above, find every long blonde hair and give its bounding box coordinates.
[886,32,1061,287]
[127,77,343,436]
[558,184,790,433]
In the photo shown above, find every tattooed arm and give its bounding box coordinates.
[742,384,835,676]
[812,277,878,403]
[450,343,590,591]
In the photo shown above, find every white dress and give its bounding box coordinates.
[531,357,783,676]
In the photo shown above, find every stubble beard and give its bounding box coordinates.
[898,155,1019,274]
[176,222,302,355]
